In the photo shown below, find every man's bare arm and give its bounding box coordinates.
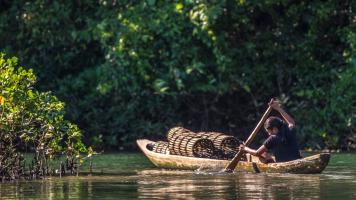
[242,145,268,156]
[269,100,295,128]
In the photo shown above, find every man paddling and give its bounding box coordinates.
[239,99,302,163]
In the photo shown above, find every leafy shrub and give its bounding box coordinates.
[0,54,86,180]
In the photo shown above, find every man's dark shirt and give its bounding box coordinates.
[263,124,301,162]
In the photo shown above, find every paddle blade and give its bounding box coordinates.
[224,151,244,172]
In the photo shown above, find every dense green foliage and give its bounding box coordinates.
[0,0,354,150]
[0,54,86,180]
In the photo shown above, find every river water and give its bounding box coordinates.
[0,153,355,199]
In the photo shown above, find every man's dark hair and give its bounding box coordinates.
[264,116,290,143]
[264,116,284,130]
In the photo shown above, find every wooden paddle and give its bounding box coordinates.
[224,103,273,172]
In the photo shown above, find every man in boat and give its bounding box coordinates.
[239,99,302,163]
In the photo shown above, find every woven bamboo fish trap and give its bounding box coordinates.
[167,127,192,141]
[152,141,169,154]
[197,132,241,158]
[167,127,214,158]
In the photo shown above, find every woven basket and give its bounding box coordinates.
[197,132,241,158]
[167,127,214,158]
[152,141,169,154]
[167,127,192,141]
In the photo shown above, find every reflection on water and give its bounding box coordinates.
[137,171,322,200]
[0,176,141,199]
[0,153,356,199]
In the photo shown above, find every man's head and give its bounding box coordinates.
[264,116,284,135]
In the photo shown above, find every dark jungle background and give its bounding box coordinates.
[0,0,355,152]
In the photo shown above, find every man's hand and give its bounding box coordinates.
[268,98,295,128]
[269,98,282,110]
[238,143,246,152]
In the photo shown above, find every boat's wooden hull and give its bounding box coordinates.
[137,139,330,174]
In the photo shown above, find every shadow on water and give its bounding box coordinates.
[1,153,356,199]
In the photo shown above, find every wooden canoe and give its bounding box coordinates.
[137,139,330,174]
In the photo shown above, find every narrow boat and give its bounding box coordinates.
[137,139,330,174]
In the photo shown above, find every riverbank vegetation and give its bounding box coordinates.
[0,1,355,151]
[0,55,87,181]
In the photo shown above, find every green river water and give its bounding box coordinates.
[0,153,355,199]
